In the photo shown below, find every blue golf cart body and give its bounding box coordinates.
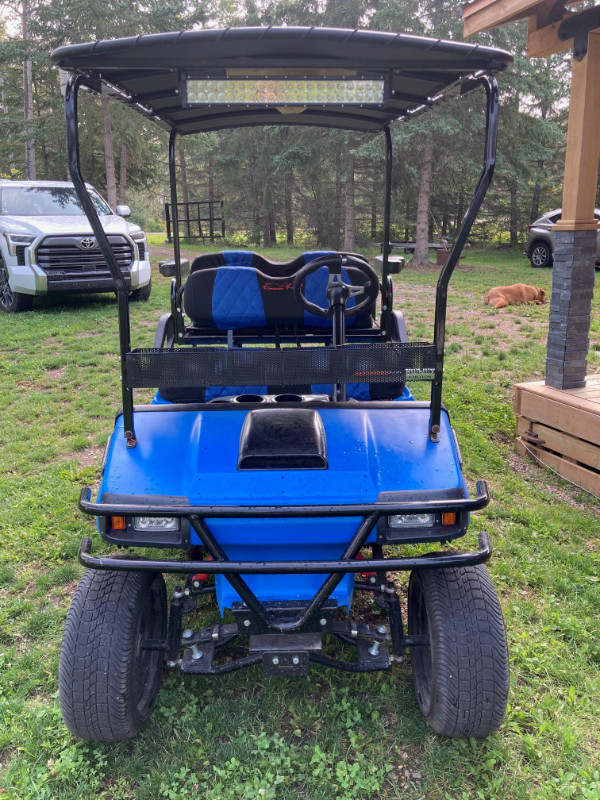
[52,26,513,743]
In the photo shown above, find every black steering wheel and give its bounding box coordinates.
[293,254,379,318]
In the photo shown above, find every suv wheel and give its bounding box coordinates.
[0,261,33,312]
[530,241,552,268]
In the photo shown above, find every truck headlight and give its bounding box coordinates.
[3,233,35,256]
[388,513,435,528]
[130,231,147,260]
[132,516,179,532]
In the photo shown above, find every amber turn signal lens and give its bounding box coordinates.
[442,512,456,526]
[110,516,126,530]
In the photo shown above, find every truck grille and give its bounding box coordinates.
[36,235,133,278]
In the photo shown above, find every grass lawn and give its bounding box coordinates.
[1,244,600,799]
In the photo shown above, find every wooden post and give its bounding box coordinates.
[554,31,600,231]
[546,31,600,390]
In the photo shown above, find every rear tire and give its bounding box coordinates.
[408,565,509,738]
[130,277,152,302]
[0,262,33,312]
[59,568,166,741]
[529,241,552,268]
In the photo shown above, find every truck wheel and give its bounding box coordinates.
[0,262,33,312]
[59,568,166,741]
[529,241,552,268]
[130,276,152,302]
[408,565,509,738]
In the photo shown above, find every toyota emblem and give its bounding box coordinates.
[79,237,96,249]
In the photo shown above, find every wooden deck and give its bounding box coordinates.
[514,375,600,496]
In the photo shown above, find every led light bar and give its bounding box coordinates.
[185,78,385,107]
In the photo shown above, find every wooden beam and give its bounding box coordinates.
[462,0,544,36]
[526,12,575,57]
[556,31,600,229]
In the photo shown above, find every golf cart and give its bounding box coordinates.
[52,27,513,742]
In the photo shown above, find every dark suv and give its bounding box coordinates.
[525,208,600,268]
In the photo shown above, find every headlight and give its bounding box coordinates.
[388,513,435,528]
[3,233,35,256]
[132,516,179,532]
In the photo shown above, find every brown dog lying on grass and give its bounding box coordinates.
[484,283,547,309]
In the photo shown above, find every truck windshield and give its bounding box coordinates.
[0,187,111,216]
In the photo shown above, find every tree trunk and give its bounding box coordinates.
[530,170,542,223]
[412,141,434,266]
[179,146,190,237]
[102,92,117,209]
[285,178,294,245]
[510,182,518,248]
[118,140,127,205]
[343,154,355,252]
[22,0,35,180]
[333,168,343,249]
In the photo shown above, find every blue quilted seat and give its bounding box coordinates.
[157,251,406,403]
[183,250,371,330]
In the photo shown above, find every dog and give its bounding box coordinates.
[484,283,547,309]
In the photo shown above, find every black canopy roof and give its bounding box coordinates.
[52,26,513,134]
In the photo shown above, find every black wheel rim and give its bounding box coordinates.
[0,265,14,309]
[408,575,433,715]
[133,577,165,714]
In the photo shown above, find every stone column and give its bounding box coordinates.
[545,228,596,389]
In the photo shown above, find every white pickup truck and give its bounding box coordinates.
[0,180,151,312]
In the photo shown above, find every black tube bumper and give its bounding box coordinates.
[78,531,492,574]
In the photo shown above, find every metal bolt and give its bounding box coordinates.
[183,587,191,596]
[377,625,387,635]
[272,656,279,665]
[178,332,183,338]
[182,628,193,639]
[292,657,300,665]
[368,575,377,585]
[192,580,201,589]
[191,645,203,661]
[243,619,251,627]
[320,618,327,626]
[176,307,181,312]
[368,640,380,657]
[167,659,181,668]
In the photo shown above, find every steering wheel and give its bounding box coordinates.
[293,254,379,318]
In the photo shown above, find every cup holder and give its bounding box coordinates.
[234,394,265,403]
[274,394,303,403]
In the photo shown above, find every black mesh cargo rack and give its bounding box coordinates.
[125,342,437,389]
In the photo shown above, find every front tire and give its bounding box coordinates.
[529,241,552,268]
[59,568,167,741]
[408,565,509,738]
[0,262,33,312]
[130,276,152,302]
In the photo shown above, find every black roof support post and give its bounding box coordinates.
[168,127,185,340]
[381,126,393,338]
[64,76,137,447]
[429,74,499,442]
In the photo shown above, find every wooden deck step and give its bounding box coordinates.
[514,377,600,497]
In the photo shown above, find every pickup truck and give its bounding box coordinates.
[0,180,151,312]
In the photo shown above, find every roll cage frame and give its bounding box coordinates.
[63,70,499,444]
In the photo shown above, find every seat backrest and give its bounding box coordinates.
[184,251,376,330]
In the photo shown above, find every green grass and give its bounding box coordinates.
[1,246,600,799]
